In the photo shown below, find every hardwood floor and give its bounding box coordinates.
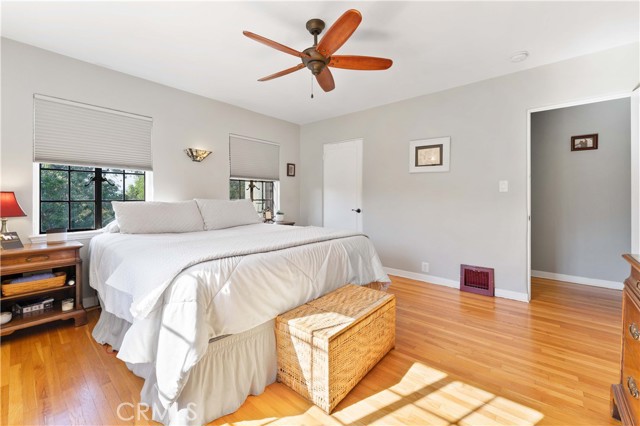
[0,276,623,425]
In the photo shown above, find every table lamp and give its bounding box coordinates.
[0,191,26,233]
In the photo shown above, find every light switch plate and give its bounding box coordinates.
[499,180,509,192]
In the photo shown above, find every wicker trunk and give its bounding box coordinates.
[276,284,396,413]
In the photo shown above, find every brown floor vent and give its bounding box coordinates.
[460,264,495,297]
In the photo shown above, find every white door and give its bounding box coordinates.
[323,139,363,232]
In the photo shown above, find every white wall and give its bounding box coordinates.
[299,43,639,299]
[531,98,631,283]
[1,38,300,302]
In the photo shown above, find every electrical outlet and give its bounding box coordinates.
[421,262,430,273]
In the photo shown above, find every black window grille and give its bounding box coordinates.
[39,163,145,233]
[229,179,274,213]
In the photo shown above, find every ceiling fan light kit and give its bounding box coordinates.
[243,9,393,94]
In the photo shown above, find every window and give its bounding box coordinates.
[228,135,281,214]
[39,163,145,233]
[229,179,274,213]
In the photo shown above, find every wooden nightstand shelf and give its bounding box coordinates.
[0,241,87,336]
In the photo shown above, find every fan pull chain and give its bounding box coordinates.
[310,75,314,99]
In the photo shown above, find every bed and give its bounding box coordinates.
[89,199,389,425]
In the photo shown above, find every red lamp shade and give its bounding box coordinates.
[0,192,26,218]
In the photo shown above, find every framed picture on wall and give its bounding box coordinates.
[287,163,296,177]
[409,137,451,173]
[571,134,598,151]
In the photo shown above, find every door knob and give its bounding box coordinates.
[351,208,362,213]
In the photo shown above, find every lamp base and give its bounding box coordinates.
[0,218,6,250]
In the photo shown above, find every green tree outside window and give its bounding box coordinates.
[39,164,145,233]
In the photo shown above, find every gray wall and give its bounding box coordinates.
[299,43,638,298]
[1,38,300,302]
[531,98,631,282]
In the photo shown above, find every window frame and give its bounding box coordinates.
[37,163,146,234]
[229,178,279,213]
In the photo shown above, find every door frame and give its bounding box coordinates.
[526,91,637,301]
[322,138,364,232]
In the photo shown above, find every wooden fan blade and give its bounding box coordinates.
[316,9,362,57]
[329,55,393,70]
[258,64,305,82]
[316,67,335,92]
[243,31,309,58]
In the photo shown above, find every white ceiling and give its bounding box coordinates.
[2,1,638,125]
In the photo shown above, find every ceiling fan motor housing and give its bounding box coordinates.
[302,47,328,75]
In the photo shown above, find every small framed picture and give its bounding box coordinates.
[1,232,24,250]
[287,163,296,177]
[571,134,598,151]
[409,137,450,173]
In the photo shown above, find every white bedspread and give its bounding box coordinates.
[89,224,389,407]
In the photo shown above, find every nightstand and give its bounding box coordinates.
[275,221,296,226]
[0,241,87,336]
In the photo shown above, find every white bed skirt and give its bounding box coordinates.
[92,310,277,425]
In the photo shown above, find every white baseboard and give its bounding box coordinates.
[83,295,99,308]
[495,288,530,302]
[383,267,458,288]
[531,270,623,290]
[383,267,529,303]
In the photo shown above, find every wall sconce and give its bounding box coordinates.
[184,148,212,162]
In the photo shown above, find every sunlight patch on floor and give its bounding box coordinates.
[412,381,495,423]
[331,389,404,425]
[333,362,544,426]
[221,361,544,426]
[371,403,452,426]
[388,362,449,396]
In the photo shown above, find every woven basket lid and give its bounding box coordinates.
[278,285,393,340]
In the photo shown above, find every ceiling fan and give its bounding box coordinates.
[243,9,393,93]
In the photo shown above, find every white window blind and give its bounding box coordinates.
[229,135,280,181]
[33,94,153,171]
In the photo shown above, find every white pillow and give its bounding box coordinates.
[102,220,120,233]
[195,199,262,230]
[113,201,205,234]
